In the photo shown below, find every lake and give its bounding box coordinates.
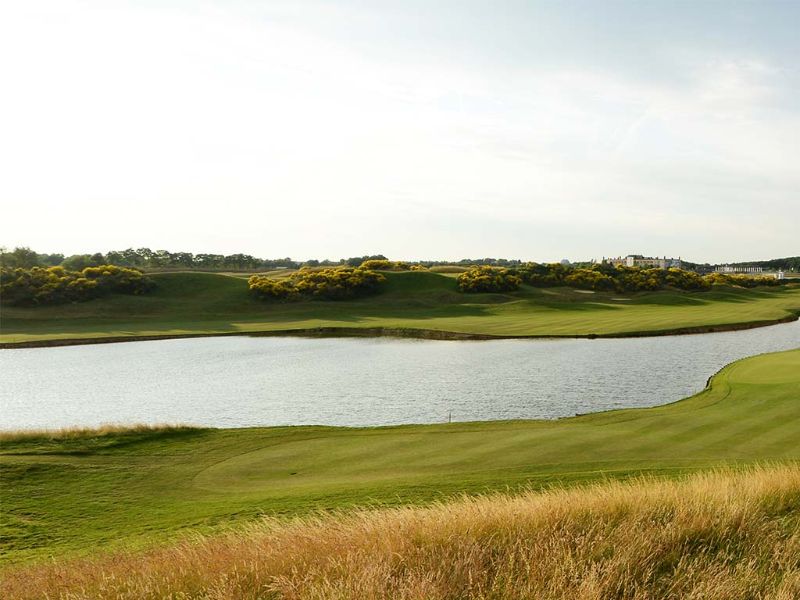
[2,321,799,430]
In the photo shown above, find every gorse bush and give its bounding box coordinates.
[457,266,522,293]
[513,263,779,293]
[457,263,782,294]
[563,268,616,291]
[705,272,782,288]
[665,267,710,290]
[359,259,410,271]
[0,265,154,306]
[248,267,386,301]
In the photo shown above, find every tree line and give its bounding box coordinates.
[3,246,796,277]
[0,248,540,272]
[0,247,396,272]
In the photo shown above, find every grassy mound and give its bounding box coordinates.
[1,271,799,345]
[2,466,799,599]
[1,349,799,563]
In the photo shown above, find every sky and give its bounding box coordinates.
[1,0,798,263]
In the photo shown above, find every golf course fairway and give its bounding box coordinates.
[1,271,799,346]
[1,347,798,564]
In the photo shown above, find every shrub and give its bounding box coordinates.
[705,272,780,288]
[666,268,711,291]
[457,266,521,293]
[359,259,410,271]
[512,263,780,293]
[249,267,386,301]
[613,266,666,292]
[515,262,570,286]
[0,265,154,306]
[563,268,615,291]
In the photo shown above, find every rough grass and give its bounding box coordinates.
[0,423,197,443]
[1,271,799,345]
[2,466,799,599]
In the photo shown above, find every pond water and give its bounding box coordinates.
[1,321,799,430]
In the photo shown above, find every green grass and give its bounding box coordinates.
[1,348,799,563]
[1,271,799,344]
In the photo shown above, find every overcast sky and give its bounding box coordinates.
[1,0,798,263]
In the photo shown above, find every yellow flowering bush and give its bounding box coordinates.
[249,267,386,301]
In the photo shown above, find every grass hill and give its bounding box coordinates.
[1,270,799,345]
[1,348,798,564]
[2,466,798,599]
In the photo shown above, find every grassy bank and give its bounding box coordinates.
[1,271,799,346]
[2,466,799,599]
[1,349,798,564]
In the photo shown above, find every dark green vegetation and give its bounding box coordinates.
[1,349,798,563]
[1,270,799,345]
[729,256,800,273]
[248,266,385,300]
[0,265,153,306]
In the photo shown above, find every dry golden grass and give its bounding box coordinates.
[2,466,799,599]
[0,423,197,443]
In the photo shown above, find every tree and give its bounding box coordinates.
[62,253,106,271]
[0,247,41,268]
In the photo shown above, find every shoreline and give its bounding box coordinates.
[1,312,797,349]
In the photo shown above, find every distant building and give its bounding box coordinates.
[603,255,682,270]
[714,265,763,274]
[713,265,789,279]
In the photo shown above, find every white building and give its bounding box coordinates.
[714,265,763,274]
[604,255,682,270]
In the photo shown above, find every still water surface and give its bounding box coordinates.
[2,321,799,430]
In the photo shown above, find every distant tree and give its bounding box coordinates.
[62,253,105,270]
[38,253,64,266]
[195,254,225,269]
[171,252,195,267]
[345,255,387,267]
[104,250,129,266]
[0,247,42,268]
[136,248,156,266]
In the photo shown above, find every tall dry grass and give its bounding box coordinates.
[2,466,799,599]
